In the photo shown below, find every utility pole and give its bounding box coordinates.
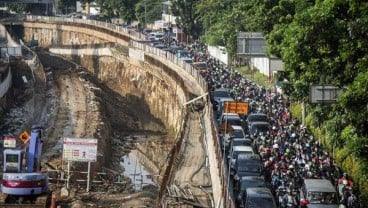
[144,0,147,28]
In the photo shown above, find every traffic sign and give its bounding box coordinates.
[63,138,98,162]
[19,131,31,144]
[223,101,249,115]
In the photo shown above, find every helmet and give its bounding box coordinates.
[289,165,294,169]
[300,198,309,206]
[343,179,348,185]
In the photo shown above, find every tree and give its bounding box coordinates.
[95,0,137,24]
[134,0,163,26]
[171,0,202,40]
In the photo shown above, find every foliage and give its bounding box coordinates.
[95,0,137,24]
[134,0,163,25]
[289,102,302,123]
[171,0,202,40]
[57,0,77,14]
[8,3,28,13]
[338,70,368,136]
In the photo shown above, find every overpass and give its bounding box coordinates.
[4,15,233,207]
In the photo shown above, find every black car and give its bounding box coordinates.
[235,176,267,207]
[244,187,277,208]
[232,154,262,180]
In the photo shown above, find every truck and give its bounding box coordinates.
[0,125,51,207]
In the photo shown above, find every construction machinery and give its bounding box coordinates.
[0,125,50,207]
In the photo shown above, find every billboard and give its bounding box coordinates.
[63,138,97,162]
[310,85,342,103]
[223,101,249,115]
[237,32,267,56]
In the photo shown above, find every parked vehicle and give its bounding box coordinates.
[243,187,277,208]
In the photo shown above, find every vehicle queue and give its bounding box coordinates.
[200,58,360,208]
[142,31,360,207]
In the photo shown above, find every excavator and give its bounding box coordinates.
[0,125,51,207]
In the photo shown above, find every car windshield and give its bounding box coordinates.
[241,180,265,191]
[251,124,269,133]
[247,197,275,208]
[248,115,268,122]
[213,90,231,98]
[308,192,338,204]
[233,151,253,158]
[233,129,244,138]
[223,118,242,126]
[238,163,260,172]
[233,140,252,146]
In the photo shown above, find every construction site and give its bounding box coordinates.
[0,15,223,208]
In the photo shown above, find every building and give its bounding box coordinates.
[237,32,284,78]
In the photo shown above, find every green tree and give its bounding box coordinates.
[135,0,163,26]
[171,0,202,40]
[95,0,137,24]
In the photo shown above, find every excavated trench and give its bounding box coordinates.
[0,47,184,207]
[37,51,177,207]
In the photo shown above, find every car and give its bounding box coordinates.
[192,62,207,72]
[228,146,254,168]
[300,179,340,208]
[217,113,243,127]
[247,113,269,124]
[231,137,253,148]
[180,57,193,64]
[235,176,267,207]
[249,121,270,138]
[167,45,183,54]
[175,50,189,58]
[155,44,166,49]
[244,187,277,208]
[222,125,246,151]
[232,154,262,179]
[215,97,235,118]
[211,88,232,105]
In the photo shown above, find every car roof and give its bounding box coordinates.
[214,87,230,92]
[231,125,243,130]
[304,179,337,193]
[250,121,270,126]
[246,187,273,197]
[248,113,267,117]
[237,154,260,160]
[241,176,265,181]
[219,97,234,102]
[233,146,253,151]
[221,113,239,117]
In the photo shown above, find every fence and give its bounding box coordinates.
[0,62,11,99]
